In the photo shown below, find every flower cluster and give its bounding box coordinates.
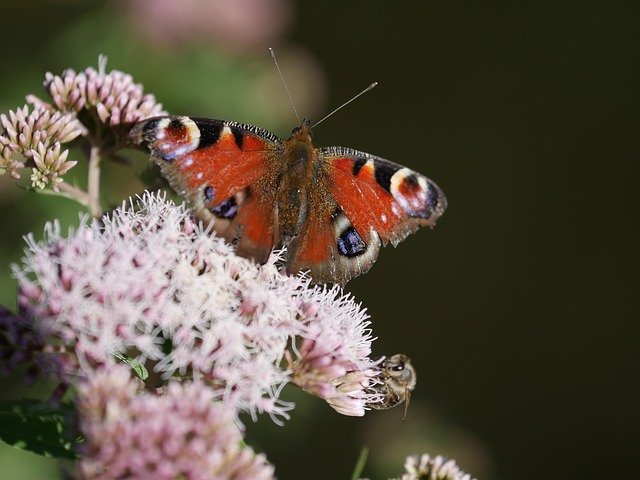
[0,104,83,186]
[38,55,165,127]
[1,57,164,194]
[8,191,380,421]
[394,453,476,480]
[288,337,381,417]
[77,366,274,480]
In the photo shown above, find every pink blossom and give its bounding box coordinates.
[122,0,292,53]
[8,191,380,421]
[287,338,380,416]
[0,103,84,181]
[40,55,165,126]
[77,366,274,480]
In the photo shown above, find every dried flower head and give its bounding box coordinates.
[42,55,165,127]
[8,191,380,422]
[0,103,84,181]
[396,453,476,480]
[77,366,275,480]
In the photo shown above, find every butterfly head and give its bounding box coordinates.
[290,119,313,143]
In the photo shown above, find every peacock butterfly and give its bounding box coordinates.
[129,115,447,284]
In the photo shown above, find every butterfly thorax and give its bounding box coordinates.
[276,122,319,238]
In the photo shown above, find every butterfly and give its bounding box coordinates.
[129,116,447,284]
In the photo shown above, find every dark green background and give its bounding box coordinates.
[0,1,637,479]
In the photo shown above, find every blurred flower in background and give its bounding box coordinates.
[122,0,293,54]
[360,400,492,478]
[394,453,475,480]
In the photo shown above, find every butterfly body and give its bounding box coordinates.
[130,116,446,284]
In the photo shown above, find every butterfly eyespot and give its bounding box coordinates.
[211,197,238,219]
[203,185,215,201]
[336,226,366,258]
[425,181,440,211]
[168,117,185,131]
[194,119,223,149]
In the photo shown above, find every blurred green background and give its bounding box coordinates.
[1,1,638,479]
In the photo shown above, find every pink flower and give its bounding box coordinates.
[8,191,380,421]
[0,103,84,181]
[122,0,292,53]
[40,55,165,127]
[287,338,379,416]
[77,366,274,480]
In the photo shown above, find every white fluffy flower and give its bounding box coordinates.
[399,453,476,480]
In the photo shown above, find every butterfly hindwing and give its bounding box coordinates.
[286,201,382,284]
[130,115,282,263]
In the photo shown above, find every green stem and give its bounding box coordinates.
[350,447,369,480]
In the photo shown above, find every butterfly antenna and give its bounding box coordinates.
[310,82,378,130]
[269,48,301,124]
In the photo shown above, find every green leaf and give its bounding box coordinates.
[113,351,149,381]
[0,399,78,461]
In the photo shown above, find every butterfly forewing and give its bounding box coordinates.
[130,115,284,263]
[323,147,447,246]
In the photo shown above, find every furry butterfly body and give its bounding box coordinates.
[130,116,446,284]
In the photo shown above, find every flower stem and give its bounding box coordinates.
[57,181,92,208]
[87,145,102,217]
[350,447,369,480]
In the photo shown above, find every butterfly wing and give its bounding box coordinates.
[129,116,283,263]
[286,200,383,284]
[287,146,447,284]
[326,147,447,244]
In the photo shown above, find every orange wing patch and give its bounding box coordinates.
[330,157,405,244]
[181,127,270,205]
